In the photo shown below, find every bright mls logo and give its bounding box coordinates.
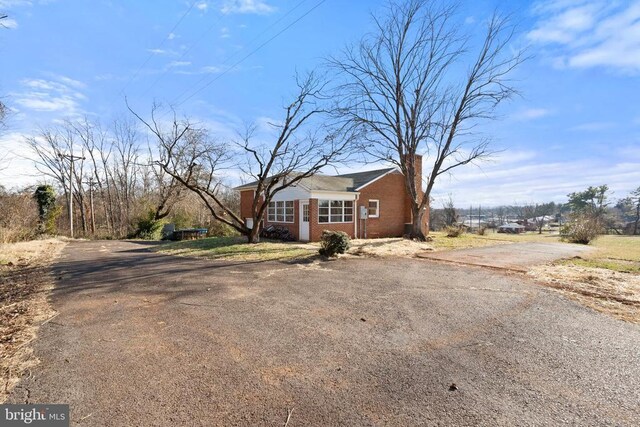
[1,405,69,426]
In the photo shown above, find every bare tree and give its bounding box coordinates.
[442,194,458,226]
[330,0,523,240]
[131,73,352,243]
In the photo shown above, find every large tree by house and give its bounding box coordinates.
[132,73,352,243]
[330,0,523,240]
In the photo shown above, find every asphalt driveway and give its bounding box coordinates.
[9,240,640,426]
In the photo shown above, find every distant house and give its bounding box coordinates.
[235,156,428,242]
[498,223,526,234]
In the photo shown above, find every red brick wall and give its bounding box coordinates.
[359,171,408,238]
[309,198,355,242]
[240,190,254,219]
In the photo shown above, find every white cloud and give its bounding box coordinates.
[0,1,32,8]
[221,0,275,15]
[166,60,191,68]
[195,1,208,12]
[0,131,41,189]
[167,32,176,40]
[147,48,176,56]
[569,121,615,131]
[511,108,551,121]
[11,75,86,115]
[431,149,640,206]
[1,17,18,28]
[528,1,640,74]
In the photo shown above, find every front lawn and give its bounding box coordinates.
[562,235,640,273]
[155,236,318,262]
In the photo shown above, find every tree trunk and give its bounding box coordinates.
[409,206,426,241]
[634,203,639,235]
[247,222,261,244]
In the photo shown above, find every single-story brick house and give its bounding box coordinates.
[235,156,428,242]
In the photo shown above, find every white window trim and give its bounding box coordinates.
[267,200,295,223]
[368,199,380,218]
[318,199,354,224]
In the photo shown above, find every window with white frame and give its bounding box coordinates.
[368,199,379,218]
[318,200,353,223]
[267,200,294,223]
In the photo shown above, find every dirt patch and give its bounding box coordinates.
[0,238,66,402]
[529,264,640,323]
[348,238,434,258]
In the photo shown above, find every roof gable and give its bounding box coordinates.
[235,167,398,193]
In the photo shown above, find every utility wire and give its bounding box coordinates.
[139,11,227,98]
[171,0,327,109]
[119,0,198,96]
[169,0,309,105]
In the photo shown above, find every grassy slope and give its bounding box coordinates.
[564,235,640,273]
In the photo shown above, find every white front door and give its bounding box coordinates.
[299,201,310,241]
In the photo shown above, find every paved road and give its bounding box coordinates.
[419,242,593,271]
[9,241,640,426]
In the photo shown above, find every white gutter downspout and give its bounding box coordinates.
[354,194,359,239]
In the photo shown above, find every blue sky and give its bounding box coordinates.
[1,0,639,207]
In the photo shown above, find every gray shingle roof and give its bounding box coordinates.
[234,167,396,192]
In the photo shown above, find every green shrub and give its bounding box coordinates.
[207,220,240,237]
[561,216,601,244]
[444,225,464,237]
[134,210,165,240]
[33,185,60,235]
[319,230,350,257]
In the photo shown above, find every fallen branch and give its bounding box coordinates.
[284,407,294,427]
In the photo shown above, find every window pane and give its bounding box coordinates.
[319,207,329,215]
[319,200,329,208]
[276,201,284,208]
[331,200,342,208]
[331,215,342,222]
[285,215,294,222]
[330,207,342,215]
[344,201,353,208]
[344,207,353,215]
[269,201,276,208]
[285,201,294,208]
[285,207,294,215]
[344,215,353,222]
[319,215,328,223]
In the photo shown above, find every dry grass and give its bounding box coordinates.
[529,236,640,323]
[349,231,561,257]
[156,236,317,262]
[529,264,640,323]
[0,238,66,402]
[562,235,640,273]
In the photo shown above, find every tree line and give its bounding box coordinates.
[429,185,640,237]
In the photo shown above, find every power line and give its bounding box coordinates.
[119,0,199,96]
[171,0,327,109]
[139,12,226,98]
[168,0,309,105]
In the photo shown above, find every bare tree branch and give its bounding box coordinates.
[330,0,524,240]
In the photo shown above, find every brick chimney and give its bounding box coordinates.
[402,153,423,195]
